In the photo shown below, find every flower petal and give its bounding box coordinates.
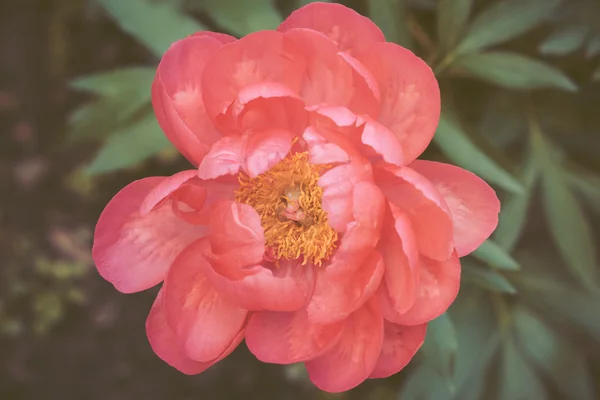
[242,129,294,178]
[308,250,384,324]
[375,165,454,261]
[197,135,246,180]
[378,207,419,314]
[146,289,244,375]
[410,160,500,256]
[202,30,306,125]
[189,31,236,44]
[379,252,461,326]
[164,241,247,362]
[353,43,440,163]
[92,177,205,293]
[245,308,344,364]
[153,35,224,165]
[305,300,384,393]
[140,170,198,214]
[278,2,385,51]
[207,201,265,278]
[369,321,427,378]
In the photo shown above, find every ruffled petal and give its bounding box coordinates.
[369,321,427,378]
[140,170,198,214]
[202,30,306,125]
[153,35,224,165]
[308,250,384,324]
[410,160,500,256]
[171,179,237,226]
[245,308,344,364]
[278,2,385,51]
[242,129,294,178]
[164,241,247,362]
[207,201,265,278]
[305,300,384,393]
[353,43,440,163]
[378,207,419,314]
[379,252,461,326]
[197,136,246,180]
[375,165,454,261]
[92,177,205,293]
[145,289,244,375]
[237,89,308,134]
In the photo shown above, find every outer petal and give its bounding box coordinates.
[308,251,384,324]
[93,177,205,293]
[410,160,500,256]
[378,208,419,314]
[278,2,385,51]
[245,308,344,364]
[207,201,265,278]
[380,252,461,326]
[375,165,454,261]
[305,300,384,393]
[164,241,247,362]
[353,43,441,163]
[146,289,243,375]
[153,35,224,165]
[369,321,427,378]
[202,30,306,124]
[189,31,237,44]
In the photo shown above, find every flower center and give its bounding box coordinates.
[235,152,338,266]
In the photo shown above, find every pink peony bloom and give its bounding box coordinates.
[92,2,500,393]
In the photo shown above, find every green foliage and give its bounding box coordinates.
[196,0,282,37]
[368,0,412,49]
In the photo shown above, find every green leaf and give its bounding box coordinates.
[586,35,600,58]
[539,25,589,55]
[472,240,520,270]
[513,307,595,400]
[455,51,577,91]
[434,110,524,194]
[456,0,562,55]
[437,0,473,53]
[462,263,516,294]
[567,167,600,214]
[493,153,539,252]
[96,0,206,57]
[397,363,453,400]
[70,67,155,97]
[199,0,281,37]
[532,132,598,290]
[422,313,457,381]
[368,0,412,49]
[296,0,330,6]
[85,112,172,174]
[498,336,548,400]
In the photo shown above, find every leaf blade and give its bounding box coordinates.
[472,240,520,270]
[437,0,473,53]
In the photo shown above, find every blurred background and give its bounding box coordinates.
[1,0,599,399]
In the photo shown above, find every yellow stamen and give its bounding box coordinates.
[235,152,338,266]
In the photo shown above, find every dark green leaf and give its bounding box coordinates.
[498,337,548,400]
[462,263,516,294]
[586,34,600,58]
[296,0,330,6]
[70,67,155,96]
[437,0,473,53]
[200,0,281,37]
[368,0,412,49]
[457,0,562,55]
[85,112,172,174]
[397,363,453,400]
[422,313,457,381]
[435,110,524,194]
[96,0,205,57]
[513,307,595,400]
[493,153,539,251]
[567,167,600,214]
[472,240,520,270]
[539,25,589,55]
[532,132,598,290]
[455,51,577,91]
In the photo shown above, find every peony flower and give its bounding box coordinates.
[92,2,500,393]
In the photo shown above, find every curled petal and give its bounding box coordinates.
[140,170,198,214]
[305,300,384,393]
[146,290,244,374]
[308,251,384,324]
[358,117,404,166]
[243,129,294,178]
[379,252,461,326]
[153,35,224,165]
[245,308,344,364]
[208,201,265,278]
[189,31,237,44]
[369,321,427,378]
[375,165,454,261]
[303,127,350,165]
[93,177,205,293]
[278,2,385,51]
[171,179,237,226]
[238,92,308,134]
[197,136,246,180]
[164,241,247,362]
[353,43,440,163]
[410,160,500,256]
